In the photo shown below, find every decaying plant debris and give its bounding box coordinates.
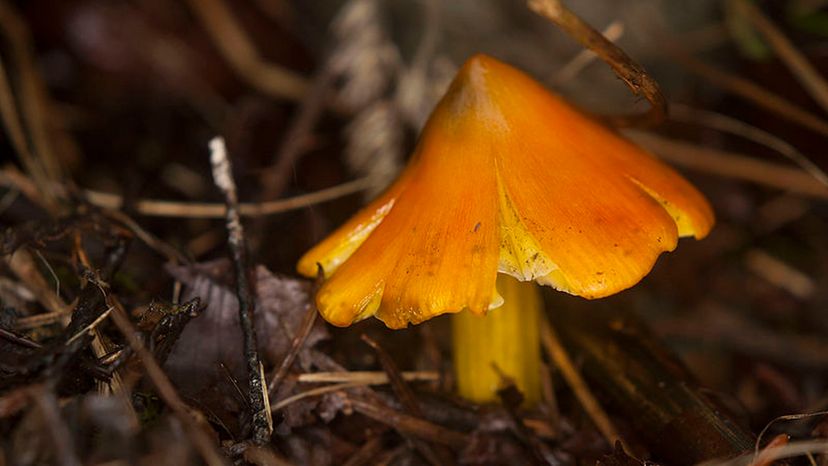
[2,0,828,465]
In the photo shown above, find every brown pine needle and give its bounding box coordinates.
[84,177,371,218]
[296,371,439,385]
[627,132,828,201]
[184,0,307,100]
[733,0,828,114]
[540,316,625,449]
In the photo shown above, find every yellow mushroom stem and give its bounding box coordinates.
[451,274,542,405]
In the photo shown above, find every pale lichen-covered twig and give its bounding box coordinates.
[208,136,272,445]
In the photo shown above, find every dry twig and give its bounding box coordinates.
[209,137,272,444]
[554,20,625,84]
[528,0,666,127]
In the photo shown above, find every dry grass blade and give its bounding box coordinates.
[6,249,72,319]
[259,67,336,202]
[361,335,424,417]
[0,326,40,348]
[670,104,828,188]
[101,209,188,264]
[0,2,65,192]
[360,334,448,466]
[297,371,439,385]
[732,0,828,114]
[702,440,828,466]
[270,381,365,412]
[0,53,58,210]
[82,177,371,218]
[666,43,828,138]
[0,57,44,195]
[268,303,317,396]
[627,131,828,201]
[540,316,625,449]
[753,411,828,461]
[745,249,815,299]
[184,0,307,101]
[750,434,790,466]
[528,0,666,128]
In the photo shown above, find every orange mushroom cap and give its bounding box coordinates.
[298,53,714,329]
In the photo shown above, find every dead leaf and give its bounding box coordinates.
[164,259,326,436]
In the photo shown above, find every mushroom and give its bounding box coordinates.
[298,54,714,404]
